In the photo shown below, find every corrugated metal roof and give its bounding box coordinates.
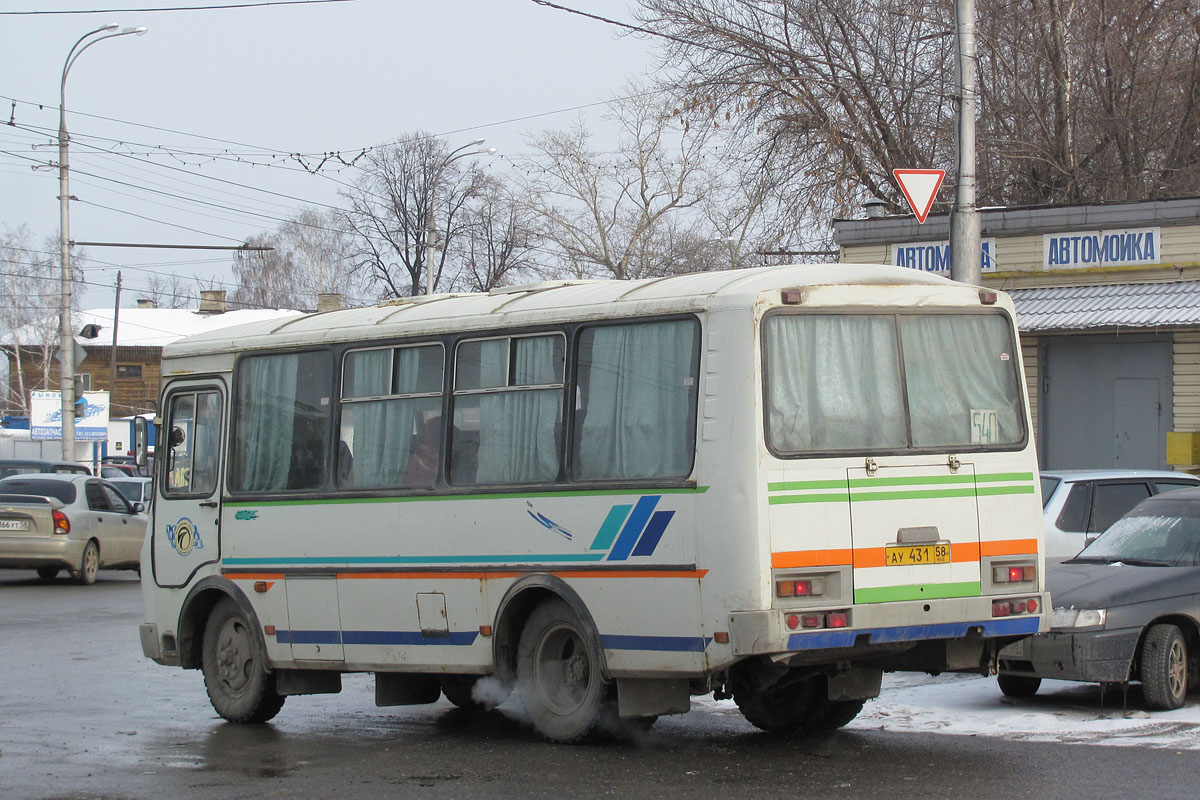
[1009,281,1200,331]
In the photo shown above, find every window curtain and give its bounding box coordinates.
[765,316,906,452]
[343,348,427,488]
[474,336,561,484]
[900,315,1023,447]
[237,353,300,491]
[575,321,697,480]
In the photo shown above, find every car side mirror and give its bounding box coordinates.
[134,501,145,513]
[168,426,186,448]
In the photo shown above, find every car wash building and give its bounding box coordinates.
[833,197,1200,472]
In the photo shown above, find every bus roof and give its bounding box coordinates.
[163,263,994,360]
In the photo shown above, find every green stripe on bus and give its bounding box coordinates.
[769,472,1032,493]
[976,485,1036,496]
[768,492,850,505]
[224,485,709,508]
[854,581,981,604]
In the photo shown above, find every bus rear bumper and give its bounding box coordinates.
[729,594,1049,663]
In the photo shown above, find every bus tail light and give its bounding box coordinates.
[776,577,826,598]
[52,510,70,535]
[993,597,1040,617]
[787,610,851,630]
[993,564,1036,584]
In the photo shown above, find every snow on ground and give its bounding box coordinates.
[849,672,1200,748]
[694,672,1200,748]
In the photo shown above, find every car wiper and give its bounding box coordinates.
[1112,558,1173,567]
[1064,556,1113,564]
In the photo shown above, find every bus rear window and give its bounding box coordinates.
[764,312,1024,454]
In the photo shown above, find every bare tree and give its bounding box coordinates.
[141,273,197,309]
[340,132,485,297]
[517,87,718,280]
[0,226,83,415]
[638,0,1200,214]
[456,176,544,292]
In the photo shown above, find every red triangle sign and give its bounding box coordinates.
[892,169,945,223]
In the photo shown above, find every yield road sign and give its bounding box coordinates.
[892,169,945,223]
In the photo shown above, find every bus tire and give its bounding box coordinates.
[997,674,1041,698]
[201,597,285,723]
[517,599,607,742]
[734,675,820,733]
[805,695,865,731]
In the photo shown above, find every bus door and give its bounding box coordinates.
[155,383,224,588]
[846,461,981,605]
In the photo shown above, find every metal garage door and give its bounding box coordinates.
[1040,335,1172,469]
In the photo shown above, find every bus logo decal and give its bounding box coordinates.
[589,495,676,561]
[165,517,205,556]
[525,501,573,540]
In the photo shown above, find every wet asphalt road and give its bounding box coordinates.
[2,569,1198,800]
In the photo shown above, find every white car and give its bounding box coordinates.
[0,473,147,584]
[1041,469,1200,559]
[108,476,153,507]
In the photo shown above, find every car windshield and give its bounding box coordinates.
[0,478,76,504]
[1073,508,1200,566]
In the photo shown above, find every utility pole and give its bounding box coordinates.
[950,0,981,285]
[108,271,121,411]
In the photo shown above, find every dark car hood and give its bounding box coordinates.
[1047,562,1200,608]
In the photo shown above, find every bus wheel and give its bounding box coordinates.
[997,674,1042,698]
[201,598,285,723]
[805,691,866,731]
[517,599,606,742]
[734,675,820,733]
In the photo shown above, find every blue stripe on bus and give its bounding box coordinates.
[631,510,675,557]
[607,495,661,561]
[589,504,632,551]
[599,634,710,652]
[276,630,479,646]
[224,553,609,566]
[785,616,1041,650]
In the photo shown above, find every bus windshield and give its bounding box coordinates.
[764,312,1025,454]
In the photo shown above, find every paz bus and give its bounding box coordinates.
[137,264,1048,741]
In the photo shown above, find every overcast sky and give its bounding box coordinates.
[0,0,657,310]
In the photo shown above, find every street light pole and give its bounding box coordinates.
[58,23,147,462]
[424,139,496,296]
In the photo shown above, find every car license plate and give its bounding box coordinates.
[0,519,31,531]
[885,543,950,565]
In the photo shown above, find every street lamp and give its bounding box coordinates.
[424,139,497,295]
[58,22,147,461]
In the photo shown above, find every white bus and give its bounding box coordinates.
[138,264,1048,741]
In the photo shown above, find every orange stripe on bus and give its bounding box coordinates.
[980,539,1039,557]
[772,538,1039,570]
[772,549,854,568]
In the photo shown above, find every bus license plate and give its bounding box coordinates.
[886,544,950,566]
[0,519,30,531]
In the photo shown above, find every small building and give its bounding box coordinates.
[2,290,301,420]
[834,197,1200,471]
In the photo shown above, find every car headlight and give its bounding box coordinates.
[1050,607,1107,629]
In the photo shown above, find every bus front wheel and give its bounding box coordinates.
[201,598,285,723]
[517,599,606,742]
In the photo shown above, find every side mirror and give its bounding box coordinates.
[134,501,145,513]
[168,426,186,448]
[134,417,149,467]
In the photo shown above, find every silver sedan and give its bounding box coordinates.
[0,473,147,584]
